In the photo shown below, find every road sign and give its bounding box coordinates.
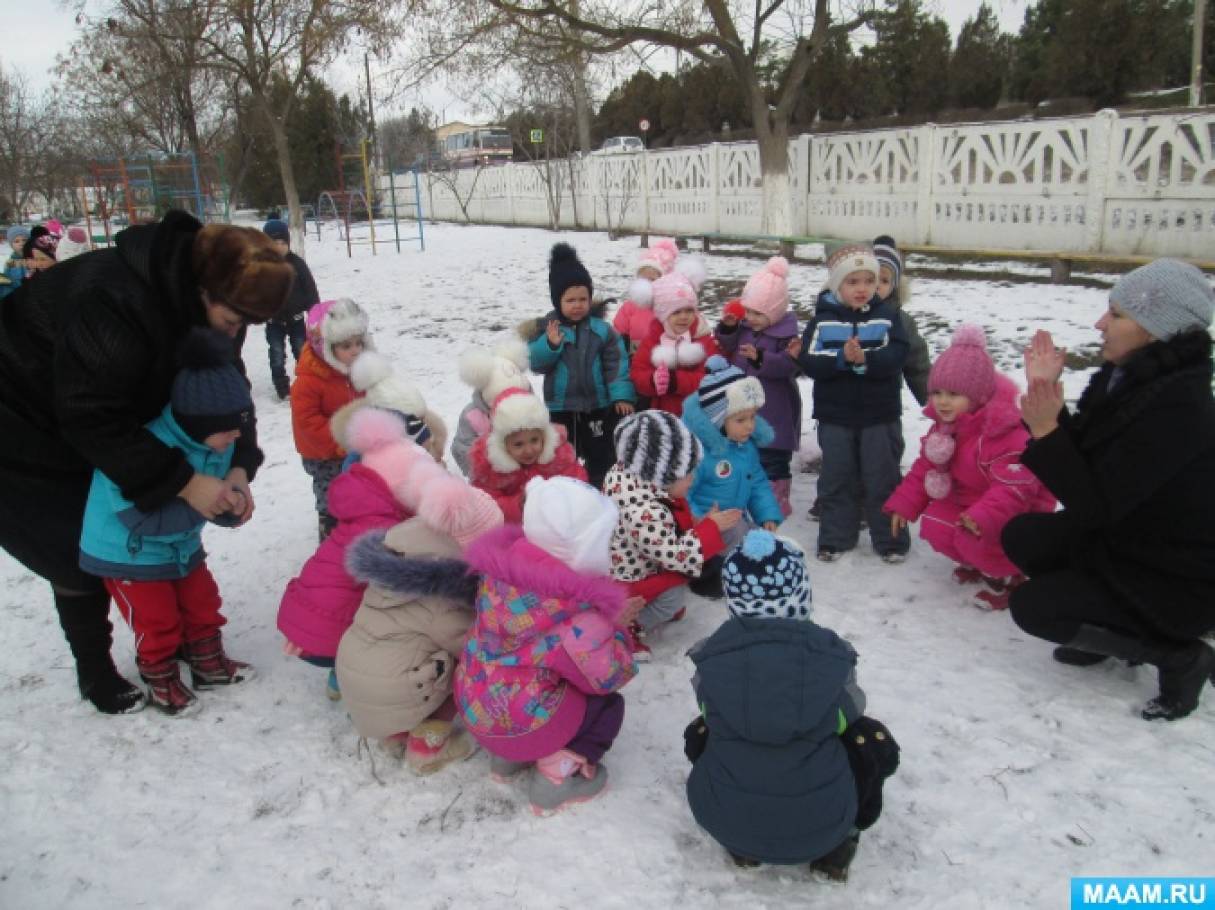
[639,119,651,132]
[530,129,544,144]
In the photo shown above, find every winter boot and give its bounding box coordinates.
[137,657,201,716]
[490,754,533,784]
[729,852,761,868]
[1052,646,1109,667]
[688,556,724,599]
[56,588,146,715]
[972,575,1024,611]
[326,668,342,701]
[528,750,609,816]
[771,478,793,519]
[183,633,255,688]
[627,622,652,663]
[951,565,984,585]
[405,720,475,775]
[810,833,860,883]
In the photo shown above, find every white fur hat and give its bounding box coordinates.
[458,337,532,405]
[306,298,375,375]
[522,476,619,576]
[487,388,557,472]
[350,350,427,417]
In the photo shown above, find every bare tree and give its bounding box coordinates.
[426,163,489,223]
[0,67,55,221]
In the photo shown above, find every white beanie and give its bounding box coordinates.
[522,476,619,576]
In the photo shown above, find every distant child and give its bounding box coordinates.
[452,338,532,476]
[468,387,587,523]
[527,243,635,489]
[56,226,92,261]
[798,243,910,563]
[613,236,679,353]
[884,325,1055,609]
[20,225,56,280]
[337,478,504,775]
[630,269,718,414]
[874,236,930,408]
[455,476,638,816]
[685,530,898,878]
[292,298,372,540]
[79,329,255,716]
[0,226,25,300]
[714,257,802,518]
[605,410,741,658]
[262,219,321,400]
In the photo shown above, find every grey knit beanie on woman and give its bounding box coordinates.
[1109,259,1215,341]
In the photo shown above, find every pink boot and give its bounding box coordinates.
[529,749,609,816]
[770,478,793,519]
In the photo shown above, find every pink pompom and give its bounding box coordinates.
[925,469,952,500]
[951,323,988,348]
[923,430,956,467]
[765,256,790,279]
[345,407,406,454]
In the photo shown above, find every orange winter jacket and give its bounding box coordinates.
[291,345,361,460]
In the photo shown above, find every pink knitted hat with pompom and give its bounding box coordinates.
[638,237,678,276]
[928,324,996,407]
[419,477,504,548]
[652,271,699,326]
[741,256,790,321]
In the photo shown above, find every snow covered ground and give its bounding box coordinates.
[1,221,1211,909]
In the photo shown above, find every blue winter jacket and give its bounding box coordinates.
[797,290,908,428]
[681,393,782,526]
[79,407,234,580]
[527,310,634,412]
[0,255,22,301]
[687,616,865,865]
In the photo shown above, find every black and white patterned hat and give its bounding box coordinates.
[723,530,813,620]
[613,410,703,488]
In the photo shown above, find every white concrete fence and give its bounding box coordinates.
[381,108,1215,259]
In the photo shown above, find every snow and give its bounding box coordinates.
[1,221,1211,909]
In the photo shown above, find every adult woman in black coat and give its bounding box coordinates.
[1003,259,1215,721]
[0,210,294,714]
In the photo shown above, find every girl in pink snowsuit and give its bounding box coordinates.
[885,324,1056,609]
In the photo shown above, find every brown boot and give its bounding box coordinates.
[137,657,201,716]
[183,634,255,688]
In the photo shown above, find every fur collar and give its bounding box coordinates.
[345,530,478,604]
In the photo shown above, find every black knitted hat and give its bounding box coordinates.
[170,328,253,443]
[548,242,593,311]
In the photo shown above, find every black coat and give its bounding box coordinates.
[272,251,319,325]
[0,210,263,514]
[1020,330,1215,640]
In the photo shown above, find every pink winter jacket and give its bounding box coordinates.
[454,525,637,761]
[885,376,1055,569]
[613,299,656,352]
[277,463,413,657]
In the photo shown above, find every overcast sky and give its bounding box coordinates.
[5,1,1031,123]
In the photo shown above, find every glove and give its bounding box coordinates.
[683,715,708,763]
[723,299,746,325]
[653,362,671,396]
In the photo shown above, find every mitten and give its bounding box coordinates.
[654,362,671,396]
[683,714,708,763]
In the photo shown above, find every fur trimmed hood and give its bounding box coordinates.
[345,525,478,606]
[682,390,776,455]
[486,388,558,472]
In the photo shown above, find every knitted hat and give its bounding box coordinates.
[192,224,294,324]
[306,298,373,374]
[66,226,87,244]
[170,328,253,442]
[262,218,290,244]
[652,270,699,326]
[697,356,765,427]
[548,242,593,310]
[418,478,504,548]
[486,388,558,472]
[637,237,678,276]
[928,324,997,407]
[740,256,790,321]
[522,476,619,576]
[349,350,430,446]
[6,225,29,243]
[613,409,703,488]
[26,226,56,260]
[723,530,813,621]
[873,235,902,292]
[44,219,63,238]
[825,241,879,298]
[458,337,531,405]
[1108,259,1215,342]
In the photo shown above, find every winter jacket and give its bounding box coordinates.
[336,522,478,740]
[291,344,361,460]
[454,524,637,761]
[714,312,802,451]
[613,298,657,353]
[888,297,930,407]
[0,210,262,514]
[0,254,21,301]
[797,290,908,428]
[468,425,587,524]
[630,317,719,415]
[885,376,1055,577]
[79,406,234,581]
[1018,330,1215,641]
[451,391,492,476]
[277,463,412,657]
[605,465,726,602]
[682,394,782,526]
[272,252,320,327]
[527,309,634,412]
[687,616,865,865]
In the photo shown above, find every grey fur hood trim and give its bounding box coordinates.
[345,530,479,604]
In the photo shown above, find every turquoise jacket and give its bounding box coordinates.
[527,310,634,412]
[682,393,782,526]
[79,406,234,580]
[0,254,22,301]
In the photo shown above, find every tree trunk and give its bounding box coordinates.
[257,93,306,252]
[752,109,793,237]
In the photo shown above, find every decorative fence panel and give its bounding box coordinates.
[386,109,1215,259]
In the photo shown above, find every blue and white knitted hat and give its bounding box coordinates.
[723,530,812,620]
[697,355,765,428]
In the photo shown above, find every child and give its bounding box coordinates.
[798,243,910,563]
[455,476,638,816]
[714,257,802,517]
[685,530,898,878]
[78,329,255,715]
[262,218,321,400]
[884,325,1056,609]
[630,269,718,414]
[292,298,373,540]
[20,225,56,280]
[337,477,504,775]
[56,226,92,261]
[347,349,448,464]
[452,338,532,476]
[3,225,29,301]
[613,236,679,353]
[468,387,587,523]
[605,410,741,658]
[528,243,635,489]
[873,235,930,408]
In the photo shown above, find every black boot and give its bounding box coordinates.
[810,833,859,882]
[55,588,146,715]
[1052,646,1109,667]
[729,852,761,868]
[1065,624,1215,721]
[689,556,724,600]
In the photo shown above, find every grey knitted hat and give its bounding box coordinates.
[613,409,702,488]
[171,328,253,442]
[1109,259,1215,341]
